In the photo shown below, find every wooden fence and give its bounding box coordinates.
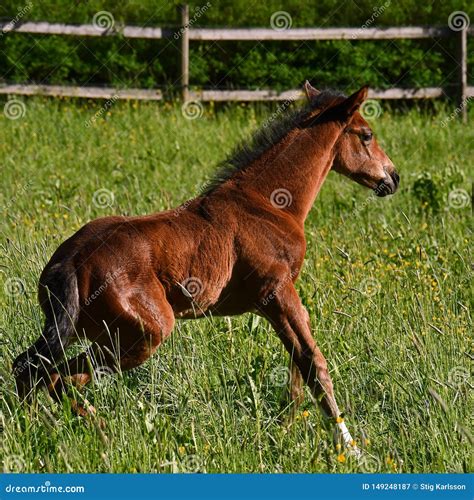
[0,5,472,119]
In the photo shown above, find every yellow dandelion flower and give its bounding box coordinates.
[178,446,186,455]
[302,410,309,418]
[337,454,346,463]
[336,416,344,424]
[336,443,342,451]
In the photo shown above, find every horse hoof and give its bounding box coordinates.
[71,400,96,418]
[347,445,363,460]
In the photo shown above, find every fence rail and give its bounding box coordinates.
[2,21,472,40]
[0,84,162,100]
[189,87,474,101]
[0,7,472,120]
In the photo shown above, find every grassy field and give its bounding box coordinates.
[0,97,472,473]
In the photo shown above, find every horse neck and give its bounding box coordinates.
[238,122,341,223]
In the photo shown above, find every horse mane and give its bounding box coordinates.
[203,89,346,195]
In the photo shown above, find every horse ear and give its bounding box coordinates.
[340,86,369,118]
[303,80,320,101]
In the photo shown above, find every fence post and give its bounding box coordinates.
[180,4,190,102]
[456,26,467,123]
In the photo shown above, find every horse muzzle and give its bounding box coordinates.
[375,168,400,197]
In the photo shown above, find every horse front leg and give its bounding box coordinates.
[262,282,360,457]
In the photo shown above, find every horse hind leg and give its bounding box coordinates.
[106,277,175,372]
[47,278,175,413]
[46,344,116,417]
[12,264,79,400]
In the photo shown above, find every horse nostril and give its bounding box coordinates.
[376,167,399,196]
[391,171,400,186]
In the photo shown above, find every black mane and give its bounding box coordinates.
[203,89,346,194]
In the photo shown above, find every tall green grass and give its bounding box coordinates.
[0,98,472,473]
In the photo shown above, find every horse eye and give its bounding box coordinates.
[361,131,373,142]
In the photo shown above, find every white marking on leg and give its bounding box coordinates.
[337,421,353,446]
[337,420,362,459]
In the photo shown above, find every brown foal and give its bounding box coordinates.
[13,82,399,455]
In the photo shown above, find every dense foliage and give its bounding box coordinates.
[0,0,472,92]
